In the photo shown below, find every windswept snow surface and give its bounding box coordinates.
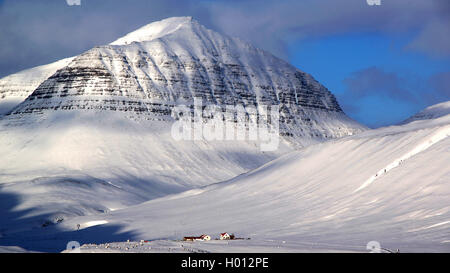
[60,104,450,252]
[0,111,289,240]
[64,239,360,253]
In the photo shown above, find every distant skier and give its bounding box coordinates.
[77,224,80,230]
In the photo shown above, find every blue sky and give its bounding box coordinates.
[288,32,450,127]
[0,0,448,127]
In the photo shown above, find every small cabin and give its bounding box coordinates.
[220,232,230,240]
[200,234,211,241]
[183,236,198,241]
[183,234,211,241]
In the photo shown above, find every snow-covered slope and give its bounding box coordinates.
[0,57,74,116]
[0,111,291,236]
[402,101,450,124]
[110,17,195,46]
[56,104,450,252]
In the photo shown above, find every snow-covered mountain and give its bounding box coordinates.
[55,101,450,252]
[0,57,74,116]
[402,101,450,124]
[2,17,363,142]
[0,17,365,247]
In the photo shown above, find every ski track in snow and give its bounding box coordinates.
[354,125,450,192]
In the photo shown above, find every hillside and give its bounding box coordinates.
[53,102,450,252]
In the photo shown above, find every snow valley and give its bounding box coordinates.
[61,101,450,253]
[0,17,448,253]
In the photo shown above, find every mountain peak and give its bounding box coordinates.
[110,16,195,45]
